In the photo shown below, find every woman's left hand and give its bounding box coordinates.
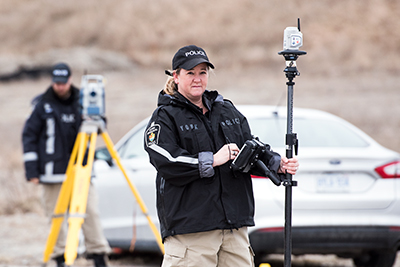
[279,156,299,175]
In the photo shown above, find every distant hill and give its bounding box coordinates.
[0,0,399,77]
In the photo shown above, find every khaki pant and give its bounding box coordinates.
[162,227,255,267]
[42,183,111,258]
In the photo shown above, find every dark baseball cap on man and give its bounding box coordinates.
[52,62,71,83]
[172,45,215,70]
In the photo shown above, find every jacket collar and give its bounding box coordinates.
[157,89,224,113]
[43,85,79,105]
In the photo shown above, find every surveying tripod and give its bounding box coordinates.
[42,118,164,266]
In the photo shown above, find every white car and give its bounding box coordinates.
[93,105,400,267]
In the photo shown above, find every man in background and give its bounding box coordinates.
[22,62,111,267]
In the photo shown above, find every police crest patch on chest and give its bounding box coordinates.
[145,122,161,147]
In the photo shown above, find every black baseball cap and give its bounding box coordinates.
[52,62,71,83]
[172,45,215,70]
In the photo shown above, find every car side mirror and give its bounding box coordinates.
[95,147,113,167]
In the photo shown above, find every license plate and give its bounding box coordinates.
[316,173,350,193]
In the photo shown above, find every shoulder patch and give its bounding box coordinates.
[145,122,161,147]
[44,103,53,113]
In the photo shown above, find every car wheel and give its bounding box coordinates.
[353,250,396,267]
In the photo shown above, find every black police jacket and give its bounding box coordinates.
[144,90,281,241]
[22,85,81,183]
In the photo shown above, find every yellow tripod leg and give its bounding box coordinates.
[101,131,165,254]
[43,133,81,263]
[64,132,97,266]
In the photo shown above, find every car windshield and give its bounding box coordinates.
[118,127,147,159]
[248,117,369,148]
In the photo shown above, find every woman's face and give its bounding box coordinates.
[174,63,209,102]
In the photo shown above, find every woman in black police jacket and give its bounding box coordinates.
[144,45,299,267]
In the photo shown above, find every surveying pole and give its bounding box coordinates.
[42,76,164,266]
[278,19,306,267]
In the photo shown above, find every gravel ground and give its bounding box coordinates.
[1,213,400,267]
[0,213,161,267]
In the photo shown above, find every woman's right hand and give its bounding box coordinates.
[212,143,240,167]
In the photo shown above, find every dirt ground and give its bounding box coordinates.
[1,212,400,267]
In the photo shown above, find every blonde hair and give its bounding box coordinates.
[163,69,181,96]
